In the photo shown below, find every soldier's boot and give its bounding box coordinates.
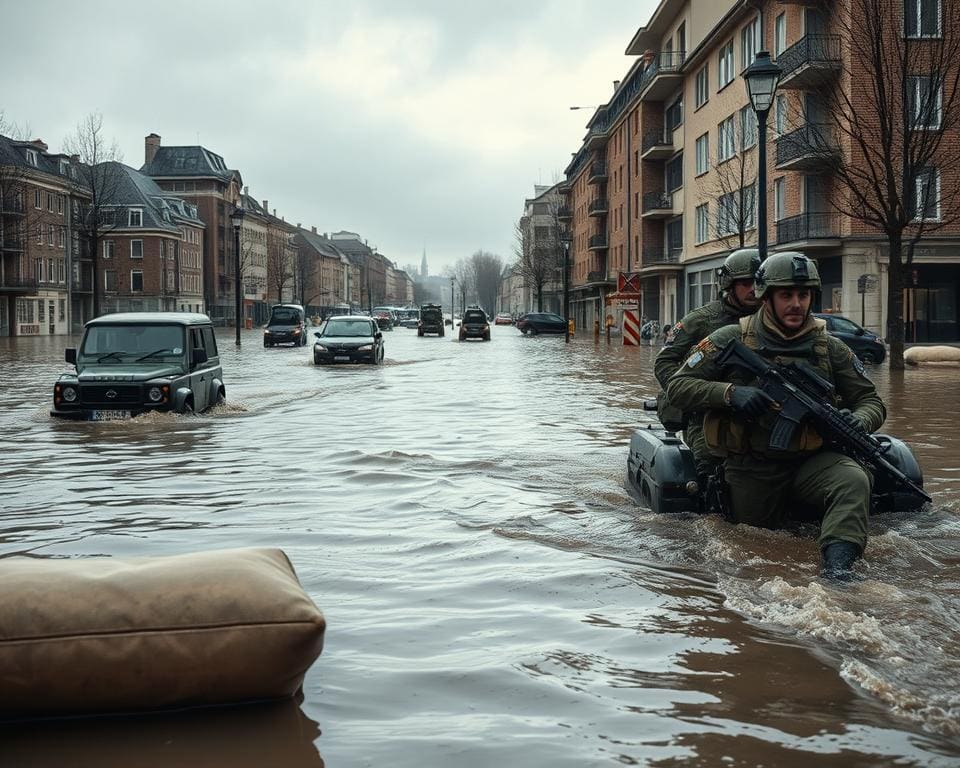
[820,541,861,581]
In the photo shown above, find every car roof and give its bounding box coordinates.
[272,303,304,311]
[85,312,212,327]
[328,315,372,321]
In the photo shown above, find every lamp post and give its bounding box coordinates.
[449,276,455,333]
[230,206,245,346]
[560,231,572,344]
[743,51,781,262]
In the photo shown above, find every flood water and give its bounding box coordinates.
[1,324,959,767]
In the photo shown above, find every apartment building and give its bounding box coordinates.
[96,163,205,315]
[259,201,300,305]
[237,192,270,325]
[141,134,243,325]
[562,0,960,341]
[516,183,564,315]
[330,231,388,308]
[293,227,354,315]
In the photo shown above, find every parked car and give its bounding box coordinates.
[516,312,567,335]
[814,313,887,363]
[371,310,394,331]
[263,303,307,347]
[313,315,385,365]
[51,312,225,420]
[494,313,513,325]
[459,308,491,341]
[399,309,420,328]
[372,306,400,327]
[418,303,445,337]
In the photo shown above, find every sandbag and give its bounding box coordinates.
[0,547,325,719]
[904,345,960,365]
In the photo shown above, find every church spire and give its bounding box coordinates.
[420,247,428,278]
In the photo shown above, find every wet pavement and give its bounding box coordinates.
[1,324,959,766]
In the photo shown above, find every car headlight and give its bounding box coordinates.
[62,385,78,403]
[314,344,328,352]
[264,329,272,334]
[148,386,164,403]
[292,329,301,335]
[358,344,373,351]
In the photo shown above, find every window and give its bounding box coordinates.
[718,40,734,88]
[741,16,761,70]
[131,240,143,259]
[695,133,710,175]
[739,106,758,149]
[695,203,710,243]
[57,195,63,215]
[775,13,787,56]
[128,209,143,227]
[36,224,43,245]
[35,258,43,282]
[905,0,941,37]
[16,298,35,324]
[131,270,144,292]
[775,178,786,221]
[103,240,114,259]
[47,193,54,212]
[39,298,45,321]
[775,95,788,134]
[666,96,684,131]
[666,153,684,192]
[58,259,66,283]
[718,116,736,161]
[48,225,55,245]
[914,167,941,220]
[742,184,756,230]
[59,299,66,321]
[695,65,709,108]
[59,160,69,176]
[34,189,41,209]
[58,227,65,248]
[910,75,942,128]
[718,193,738,235]
[25,149,38,166]
[667,218,683,257]
[104,270,117,291]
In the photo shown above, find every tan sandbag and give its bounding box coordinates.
[0,548,325,718]
[904,345,960,365]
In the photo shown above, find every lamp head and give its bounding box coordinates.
[744,51,782,114]
[230,206,246,230]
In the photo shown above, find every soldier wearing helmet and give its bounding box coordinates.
[666,251,887,579]
[654,248,762,476]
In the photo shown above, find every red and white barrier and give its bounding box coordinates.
[623,309,640,346]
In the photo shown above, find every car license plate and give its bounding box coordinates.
[333,355,351,362]
[91,409,131,421]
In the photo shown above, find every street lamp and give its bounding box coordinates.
[449,276,455,334]
[230,205,246,346]
[560,230,572,344]
[743,51,781,261]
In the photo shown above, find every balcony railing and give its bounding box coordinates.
[0,277,39,291]
[1,238,24,252]
[776,124,838,169]
[642,246,681,266]
[776,212,839,244]
[638,51,686,96]
[642,191,673,214]
[588,161,608,183]
[588,233,608,250]
[777,34,841,81]
[641,129,673,155]
[588,198,609,216]
[557,205,573,220]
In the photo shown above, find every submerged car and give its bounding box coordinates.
[516,312,566,335]
[418,303,445,337]
[814,313,886,363]
[459,308,491,341]
[51,312,225,420]
[263,303,307,347]
[313,315,384,365]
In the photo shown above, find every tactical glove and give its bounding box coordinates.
[838,408,867,433]
[728,385,776,417]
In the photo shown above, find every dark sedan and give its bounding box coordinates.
[814,313,886,363]
[313,316,385,365]
[516,312,567,335]
[459,308,491,341]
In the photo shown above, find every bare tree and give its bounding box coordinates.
[63,113,123,318]
[801,0,960,368]
[698,113,758,248]
[469,250,503,314]
[453,257,473,310]
[511,213,563,312]
[267,230,295,303]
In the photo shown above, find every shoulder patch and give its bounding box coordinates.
[665,321,682,344]
[686,350,704,368]
[851,352,867,377]
[694,337,716,355]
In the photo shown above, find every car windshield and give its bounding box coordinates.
[323,319,373,337]
[269,308,301,324]
[463,312,486,322]
[832,317,863,334]
[543,314,564,322]
[79,324,185,363]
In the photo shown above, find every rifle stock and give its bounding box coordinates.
[716,339,931,504]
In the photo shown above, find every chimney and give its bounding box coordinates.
[243,185,249,197]
[262,199,268,213]
[31,139,48,152]
[71,154,80,163]
[296,222,301,228]
[145,133,161,165]
[311,226,317,234]
[613,80,621,91]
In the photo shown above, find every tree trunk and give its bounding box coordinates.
[886,232,906,370]
[90,231,100,318]
[536,286,543,312]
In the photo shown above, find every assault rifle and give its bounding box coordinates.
[716,339,932,505]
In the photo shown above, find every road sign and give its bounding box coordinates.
[618,272,641,294]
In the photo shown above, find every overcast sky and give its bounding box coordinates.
[3,0,657,274]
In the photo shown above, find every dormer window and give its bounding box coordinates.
[59,160,69,175]
[25,149,38,166]
[128,208,143,227]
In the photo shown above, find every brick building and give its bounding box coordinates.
[561,0,960,341]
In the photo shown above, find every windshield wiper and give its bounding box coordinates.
[96,351,127,363]
[136,348,175,362]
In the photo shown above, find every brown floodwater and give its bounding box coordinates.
[1,325,958,766]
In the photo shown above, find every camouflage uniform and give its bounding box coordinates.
[655,296,756,471]
[666,308,886,551]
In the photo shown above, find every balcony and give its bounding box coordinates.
[587,161,608,184]
[640,129,674,161]
[557,205,573,221]
[0,201,26,216]
[641,191,675,219]
[639,246,684,274]
[777,35,841,89]
[639,51,686,101]
[588,198,609,217]
[775,212,841,249]
[586,111,609,150]
[557,178,572,194]
[71,276,94,293]
[585,255,614,285]
[0,277,39,294]
[588,233,608,251]
[775,124,839,171]
[1,238,24,253]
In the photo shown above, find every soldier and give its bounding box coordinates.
[654,248,761,475]
[666,252,886,578]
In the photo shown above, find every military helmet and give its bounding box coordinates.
[717,248,761,292]
[754,251,821,298]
